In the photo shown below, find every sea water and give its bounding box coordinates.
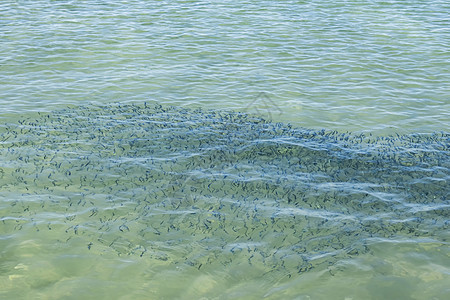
[0,1,449,299]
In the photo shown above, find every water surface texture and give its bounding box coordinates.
[0,0,449,299]
[1,0,449,133]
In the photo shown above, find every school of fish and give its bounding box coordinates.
[0,103,448,276]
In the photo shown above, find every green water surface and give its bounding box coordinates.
[0,1,449,299]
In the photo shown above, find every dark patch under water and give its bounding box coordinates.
[0,103,448,276]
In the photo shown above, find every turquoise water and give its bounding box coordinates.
[0,1,449,299]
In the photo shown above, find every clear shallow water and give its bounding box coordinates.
[0,0,449,299]
[0,104,448,299]
[1,0,449,134]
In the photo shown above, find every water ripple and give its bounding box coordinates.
[1,0,449,134]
